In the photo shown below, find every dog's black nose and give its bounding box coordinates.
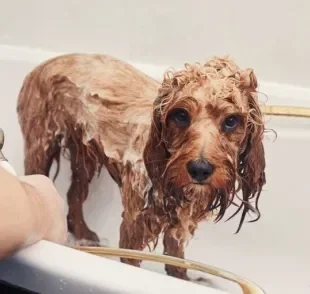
[187,159,214,182]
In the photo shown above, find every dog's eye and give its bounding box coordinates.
[223,115,240,132]
[170,108,190,126]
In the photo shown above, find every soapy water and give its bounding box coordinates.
[141,261,242,294]
[66,232,109,247]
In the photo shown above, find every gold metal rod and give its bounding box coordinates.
[261,105,310,118]
[72,246,265,294]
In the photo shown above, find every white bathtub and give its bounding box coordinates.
[0,45,309,294]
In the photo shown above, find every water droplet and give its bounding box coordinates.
[60,287,63,291]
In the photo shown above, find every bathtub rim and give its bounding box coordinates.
[0,240,229,294]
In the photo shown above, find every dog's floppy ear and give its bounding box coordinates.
[143,90,170,189]
[231,69,266,232]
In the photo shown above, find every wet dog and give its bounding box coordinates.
[17,54,266,279]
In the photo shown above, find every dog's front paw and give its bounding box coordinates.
[165,265,189,280]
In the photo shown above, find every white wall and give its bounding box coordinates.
[0,0,309,87]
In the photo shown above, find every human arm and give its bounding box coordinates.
[0,166,67,259]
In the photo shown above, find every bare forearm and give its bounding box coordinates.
[0,167,51,259]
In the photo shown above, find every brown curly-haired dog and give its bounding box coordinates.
[17,54,266,280]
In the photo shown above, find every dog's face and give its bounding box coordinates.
[144,57,266,231]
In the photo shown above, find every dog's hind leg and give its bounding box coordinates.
[23,132,62,179]
[66,136,100,244]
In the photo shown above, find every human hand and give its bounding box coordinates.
[19,174,67,246]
